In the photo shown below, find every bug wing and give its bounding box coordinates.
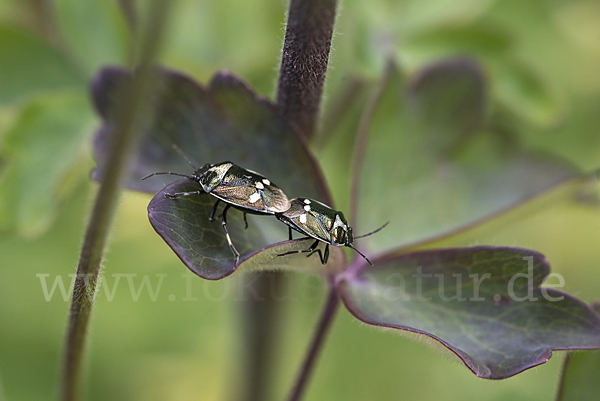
[212,166,290,213]
[279,200,306,219]
[212,185,265,211]
[282,201,331,242]
[259,186,291,213]
[304,208,333,242]
[212,180,290,214]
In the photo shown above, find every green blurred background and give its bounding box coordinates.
[1,0,600,400]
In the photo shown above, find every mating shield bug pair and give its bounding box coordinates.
[143,148,385,266]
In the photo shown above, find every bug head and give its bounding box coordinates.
[190,163,213,182]
[330,212,352,247]
[194,162,233,192]
[332,217,373,266]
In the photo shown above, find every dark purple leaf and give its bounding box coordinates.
[92,66,329,202]
[148,180,344,279]
[148,179,267,279]
[338,246,600,379]
[352,59,577,255]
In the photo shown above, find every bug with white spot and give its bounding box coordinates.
[275,197,387,266]
[142,150,290,264]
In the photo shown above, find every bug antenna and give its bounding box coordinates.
[172,144,197,170]
[354,221,390,239]
[141,171,191,181]
[348,244,373,266]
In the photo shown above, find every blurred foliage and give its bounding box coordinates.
[0,91,94,237]
[0,0,599,400]
[352,59,576,254]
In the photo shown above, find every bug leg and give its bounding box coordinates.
[310,244,329,264]
[277,239,322,262]
[307,244,328,264]
[243,213,249,230]
[221,204,240,264]
[288,226,293,241]
[209,200,221,222]
[165,190,203,199]
[306,249,324,264]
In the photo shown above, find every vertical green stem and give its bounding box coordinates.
[29,0,58,43]
[287,287,340,401]
[349,61,393,225]
[117,0,138,68]
[118,0,137,31]
[241,273,287,401]
[60,2,170,400]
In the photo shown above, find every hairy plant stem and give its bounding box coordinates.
[60,2,170,400]
[277,0,338,139]
[288,286,340,401]
[241,2,339,400]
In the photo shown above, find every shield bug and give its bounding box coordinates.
[142,151,290,264]
[275,197,387,266]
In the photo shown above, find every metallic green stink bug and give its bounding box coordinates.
[143,154,290,264]
[275,197,387,266]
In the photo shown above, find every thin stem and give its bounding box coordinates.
[241,273,287,401]
[117,0,138,68]
[349,60,394,226]
[29,0,59,44]
[276,0,338,139]
[287,286,340,401]
[555,352,572,401]
[60,2,170,400]
[118,0,137,32]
